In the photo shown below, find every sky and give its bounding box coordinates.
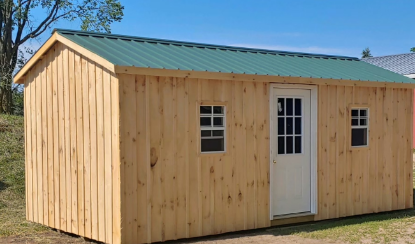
[27,0,415,58]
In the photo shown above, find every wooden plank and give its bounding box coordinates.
[24,77,28,220]
[52,44,60,229]
[233,80,246,228]
[111,73,121,244]
[88,62,98,240]
[95,65,106,242]
[149,76,162,242]
[244,81,256,229]
[383,88,393,211]
[119,74,138,243]
[397,89,406,210]
[376,87,385,212]
[175,77,188,239]
[81,57,92,238]
[405,89,413,208]
[135,75,147,242]
[328,85,337,218]
[75,53,84,235]
[351,87,362,216]
[368,87,377,213]
[360,87,369,214]
[345,86,354,216]
[212,80,224,235]
[41,58,48,225]
[255,82,270,228]
[36,58,43,224]
[68,48,77,234]
[317,85,328,220]
[336,86,347,217]
[57,43,67,231]
[103,70,112,242]
[62,46,71,233]
[222,80,235,233]
[161,76,176,241]
[26,70,33,222]
[187,78,200,238]
[391,88,399,211]
[46,49,55,227]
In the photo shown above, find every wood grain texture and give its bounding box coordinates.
[118,75,271,243]
[24,43,118,244]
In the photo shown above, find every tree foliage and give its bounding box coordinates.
[0,0,124,114]
[361,47,372,58]
[410,47,415,52]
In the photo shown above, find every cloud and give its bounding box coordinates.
[230,43,356,57]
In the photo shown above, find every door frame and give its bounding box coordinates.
[269,83,318,220]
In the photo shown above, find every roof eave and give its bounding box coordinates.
[14,32,116,84]
[115,65,415,89]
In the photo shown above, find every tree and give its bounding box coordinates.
[0,0,124,114]
[361,47,372,58]
[410,47,415,52]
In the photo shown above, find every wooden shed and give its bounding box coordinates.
[15,29,415,244]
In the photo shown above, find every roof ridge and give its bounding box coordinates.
[363,52,415,60]
[54,28,359,61]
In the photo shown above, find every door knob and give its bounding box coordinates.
[273,160,276,164]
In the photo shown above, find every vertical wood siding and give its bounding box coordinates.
[314,85,413,220]
[24,42,121,244]
[119,75,271,244]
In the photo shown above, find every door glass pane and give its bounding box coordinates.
[295,136,302,153]
[278,136,285,154]
[286,117,293,135]
[278,118,285,135]
[295,117,301,135]
[286,136,293,154]
[286,98,293,116]
[295,99,301,116]
[278,98,284,116]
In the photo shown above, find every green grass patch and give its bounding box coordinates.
[0,114,47,237]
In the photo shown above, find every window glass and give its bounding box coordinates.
[351,108,369,147]
[200,105,226,153]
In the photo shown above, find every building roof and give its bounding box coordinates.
[362,53,415,76]
[14,29,415,85]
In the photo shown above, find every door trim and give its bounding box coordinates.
[269,83,318,220]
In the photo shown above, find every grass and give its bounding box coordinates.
[0,114,47,237]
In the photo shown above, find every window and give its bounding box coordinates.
[200,105,225,153]
[351,108,369,147]
[277,97,303,154]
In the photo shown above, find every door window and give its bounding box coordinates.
[277,97,302,154]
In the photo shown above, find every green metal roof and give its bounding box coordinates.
[55,29,415,84]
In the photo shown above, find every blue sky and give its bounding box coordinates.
[29,0,415,58]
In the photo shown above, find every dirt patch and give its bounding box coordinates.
[0,230,94,244]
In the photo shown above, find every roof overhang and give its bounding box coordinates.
[115,65,415,89]
[14,31,116,84]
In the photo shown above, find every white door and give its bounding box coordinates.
[272,88,311,217]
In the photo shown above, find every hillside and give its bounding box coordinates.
[0,115,47,236]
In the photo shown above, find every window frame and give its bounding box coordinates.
[199,104,226,154]
[350,107,369,148]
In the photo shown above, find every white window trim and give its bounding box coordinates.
[200,105,226,154]
[351,108,369,148]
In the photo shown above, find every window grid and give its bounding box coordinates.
[351,108,369,147]
[277,97,303,155]
[200,105,226,153]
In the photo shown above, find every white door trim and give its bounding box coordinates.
[269,83,318,220]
